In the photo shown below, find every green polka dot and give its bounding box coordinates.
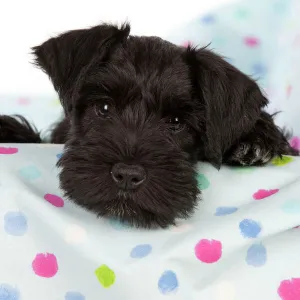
[288,20,297,28]
[197,174,210,189]
[234,8,250,19]
[50,99,60,106]
[95,265,116,288]
[233,166,255,173]
[281,199,300,214]
[271,155,294,166]
[212,37,226,47]
[273,1,288,13]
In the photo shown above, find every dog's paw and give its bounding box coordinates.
[224,141,274,166]
[0,115,41,143]
[0,116,14,142]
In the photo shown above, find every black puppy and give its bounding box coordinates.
[1,23,298,228]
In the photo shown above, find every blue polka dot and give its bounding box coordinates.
[56,153,63,159]
[252,63,267,76]
[130,244,152,258]
[158,270,179,295]
[4,212,28,236]
[246,243,267,267]
[0,284,20,300]
[200,14,216,24]
[281,199,300,214]
[239,219,261,238]
[215,206,238,216]
[65,291,85,300]
[225,57,233,64]
[18,165,41,180]
[109,218,130,230]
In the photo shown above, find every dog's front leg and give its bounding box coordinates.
[223,111,299,166]
[0,115,41,143]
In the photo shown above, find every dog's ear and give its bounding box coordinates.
[185,46,268,168]
[32,23,130,113]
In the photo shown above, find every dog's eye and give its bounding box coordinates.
[167,117,185,132]
[94,102,111,119]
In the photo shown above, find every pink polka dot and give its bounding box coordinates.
[290,136,300,151]
[32,253,58,278]
[17,97,30,105]
[244,36,260,47]
[0,147,18,155]
[195,239,222,263]
[44,194,64,207]
[286,85,292,98]
[182,40,192,48]
[293,34,300,47]
[253,189,279,200]
[263,87,273,98]
[278,278,300,300]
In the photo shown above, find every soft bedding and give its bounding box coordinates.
[1,0,300,299]
[0,144,300,300]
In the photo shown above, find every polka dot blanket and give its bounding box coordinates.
[167,0,300,136]
[1,0,300,298]
[1,144,300,300]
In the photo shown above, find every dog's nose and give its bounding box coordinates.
[111,163,146,190]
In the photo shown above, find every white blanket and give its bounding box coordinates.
[168,0,300,136]
[1,144,300,300]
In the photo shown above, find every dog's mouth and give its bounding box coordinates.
[59,142,199,228]
[104,200,139,219]
[116,189,137,198]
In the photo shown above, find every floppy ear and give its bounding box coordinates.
[32,23,130,114]
[185,46,268,168]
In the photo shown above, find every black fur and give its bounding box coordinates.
[0,23,298,228]
[0,115,41,143]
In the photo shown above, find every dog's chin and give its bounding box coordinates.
[57,148,200,229]
[100,188,200,229]
[59,174,199,228]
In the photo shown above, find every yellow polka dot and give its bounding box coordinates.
[65,224,87,244]
[37,144,55,148]
[271,155,294,166]
[215,281,236,300]
[170,223,193,233]
[50,99,60,106]
[95,265,116,288]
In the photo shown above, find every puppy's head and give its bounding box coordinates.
[33,23,267,228]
